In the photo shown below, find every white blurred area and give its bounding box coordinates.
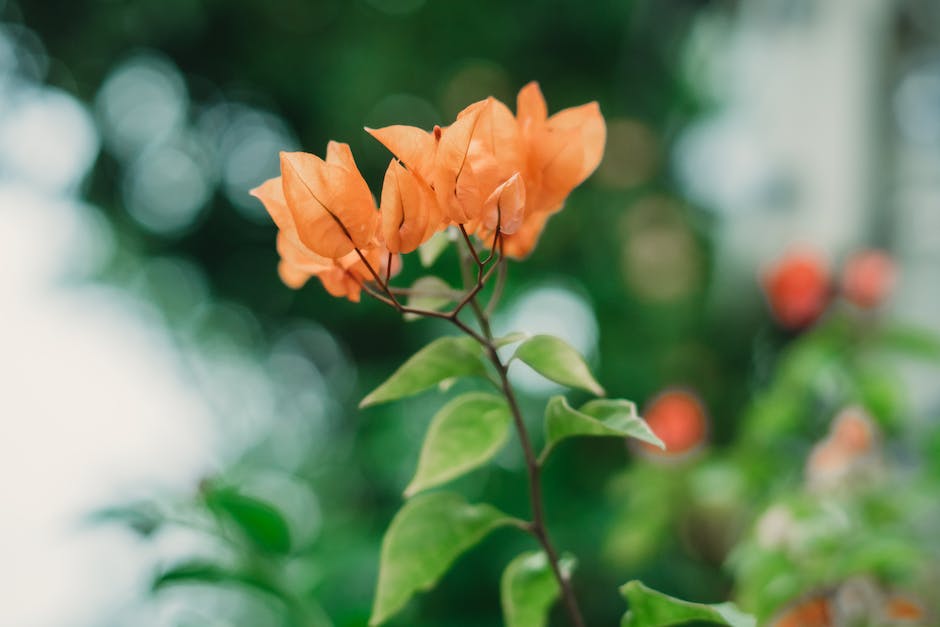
[0,29,217,627]
[0,23,330,627]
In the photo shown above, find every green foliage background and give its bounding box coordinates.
[15,0,940,625]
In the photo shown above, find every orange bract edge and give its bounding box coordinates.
[252,82,606,299]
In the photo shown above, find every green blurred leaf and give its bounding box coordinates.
[360,336,488,407]
[370,492,514,626]
[418,230,452,267]
[500,551,575,627]
[876,324,940,362]
[204,487,292,555]
[88,501,162,537]
[513,335,605,396]
[541,397,663,461]
[403,277,457,321]
[404,392,511,497]
[153,560,281,598]
[620,581,755,627]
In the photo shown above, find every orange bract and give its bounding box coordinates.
[637,389,708,457]
[761,247,831,330]
[280,143,378,259]
[254,82,606,298]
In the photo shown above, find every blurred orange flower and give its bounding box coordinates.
[761,247,831,330]
[841,249,896,309]
[637,388,708,457]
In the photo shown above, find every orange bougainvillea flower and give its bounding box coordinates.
[251,169,397,301]
[279,141,379,259]
[805,406,880,492]
[366,101,488,226]
[841,249,896,309]
[761,247,831,330]
[379,159,444,254]
[496,82,606,258]
[636,389,708,457]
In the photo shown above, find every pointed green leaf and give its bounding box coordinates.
[494,331,529,348]
[620,581,756,627]
[418,229,452,267]
[360,336,488,407]
[403,277,457,321]
[371,492,514,626]
[204,487,292,555]
[405,392,511,497]
[541,397,664,461]
[513,335,605,396]
[501,551,576,627]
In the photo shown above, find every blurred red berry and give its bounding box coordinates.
[761,248,831,329]
[841,249,895,309]
[639,389,708,456]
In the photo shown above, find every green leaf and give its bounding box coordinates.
[418,229,451,267]
[360,336,488,407]
[403,277,457,321]
[153,560,281,598]
[404,392,511,497]
[501,551,576,627]
[541,397,664,461]
[877,324,940,362]
[204,487,292,555]
[494,331,529,348]
[513,335,605,396]
[371,492,514,626]
[620,581,755,627]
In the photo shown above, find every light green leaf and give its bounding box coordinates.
[204,487,292,555]
[360,336,488,407]
[877,324,940,362]
[513,335,605,396]
[370,492,514,626]
[620,581,756,627]
[494,331,529,348]
[403,277,457,321]
[418,229,452,267]
[501,551,576,627]
[541,397,664,461]
[405,393,511,497]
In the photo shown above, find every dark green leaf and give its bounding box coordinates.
[205,488,292,555]
[541,397,663,461]
[405,392,511,497]
[153,560,281,598]
[501,551,575,627]
[360,336,488,407]
[370,492,515,626]
[513,335,605,396]
[620,581,755,627]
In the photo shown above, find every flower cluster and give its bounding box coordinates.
[251,82,605,301]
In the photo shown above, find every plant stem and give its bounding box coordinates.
[484,340,587,627]
[455,233,586,627]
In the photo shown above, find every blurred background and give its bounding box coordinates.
[2,0,940,625]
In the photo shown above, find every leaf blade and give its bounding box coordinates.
[501,551,576,627]
[620,581,756,627]
[370,492,513,626]
[542,397,664,461]
[404,392,511,497]
[513,335,605,396]
[204,487,292,555]
[360,336,488,407]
